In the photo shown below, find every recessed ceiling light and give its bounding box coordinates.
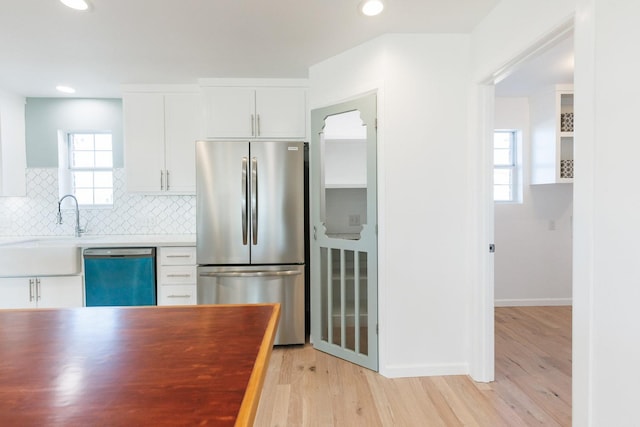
[359,0,384,16]
[56,85,76,94]
[60,0,90,11]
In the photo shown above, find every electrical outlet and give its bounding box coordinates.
[348,214,361,226]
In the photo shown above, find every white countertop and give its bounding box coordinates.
[0,234,196,248]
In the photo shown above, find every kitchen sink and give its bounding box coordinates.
[0,237,83,276]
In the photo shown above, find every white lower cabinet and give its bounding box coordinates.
[157,247,197,306]
[0,275,83,309]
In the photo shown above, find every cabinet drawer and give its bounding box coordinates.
[159,247,196,265]
[158,284,197,306]
[159,265,197,284]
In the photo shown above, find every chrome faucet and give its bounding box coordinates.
[57,194,85,237]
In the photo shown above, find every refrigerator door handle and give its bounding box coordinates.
[199,270,302,278]
[242,157,248,245]
[251,156,258,245]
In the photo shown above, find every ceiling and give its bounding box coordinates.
[495,33,574,97]
[0,0,500,98]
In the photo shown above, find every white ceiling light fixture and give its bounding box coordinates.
[359,0,384,16]
[60,0,90,11]
[56,85,76,94]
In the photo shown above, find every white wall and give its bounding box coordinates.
[0,89,26,196]
[310,33,472,377]
[574,0,640,424]
[494,97,572,306]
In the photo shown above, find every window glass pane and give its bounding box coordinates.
[94,189,113,205]
[72,151,95,168]
[66,132,114,207]
[75,188,94,205]
[94,134,112,150]
[94,171,113,188]
[72,134,94,151]
[494,185,512,201]
[494,169,512,185]
[494,130,518,202]
[494,132,512,149]
[95,151,113,168]
[494,148,512,166]
[72,171,94,188]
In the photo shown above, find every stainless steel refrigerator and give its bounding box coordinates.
[196,140,305,345]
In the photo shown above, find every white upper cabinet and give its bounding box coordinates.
[0,91,26,197]
[164,93,204,192]
[531,84,574,185]
[254,88,307,138]
[203,87,255,138]
[202,83,307,139]
[124,90,204,193]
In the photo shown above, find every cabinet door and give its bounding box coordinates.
[203,87,255,138]
[38,276,83,308]
[255,88,306,138]
[124,93,165,192]
[0,277,32,309]
[164,93,203,193]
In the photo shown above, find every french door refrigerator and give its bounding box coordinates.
[196,140,305,345]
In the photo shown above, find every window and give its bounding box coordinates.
[63,132,113,206]
[493,130,519,203]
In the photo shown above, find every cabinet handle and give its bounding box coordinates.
[167,274,192,278]
[166,254,191,258]
[167,294,191,299]
[257,114,261,136]
[166,170,170,191]
[160,170,164,191]
[251,114,255,136]
[29,279,35,302]
[36,278,41,301]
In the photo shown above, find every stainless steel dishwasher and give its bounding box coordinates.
[83,248,156,306]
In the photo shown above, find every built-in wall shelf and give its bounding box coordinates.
[531,84,574,185]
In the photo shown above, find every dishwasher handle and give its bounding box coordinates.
[83,248,155,258]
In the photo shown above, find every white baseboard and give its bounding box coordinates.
[494,298,572,307]
[380,362,469,378]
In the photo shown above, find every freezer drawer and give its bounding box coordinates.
[197,264,305,345]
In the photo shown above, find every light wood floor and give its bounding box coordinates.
[255,306,572,426]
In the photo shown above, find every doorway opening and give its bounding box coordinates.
[493,33,574,308]
[487,23,574,418]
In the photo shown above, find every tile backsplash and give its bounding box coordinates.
[0,169,195,237]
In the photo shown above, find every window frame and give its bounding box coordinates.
[493,129,521,204]
[60,131,114,208]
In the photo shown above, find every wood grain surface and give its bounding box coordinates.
[0,304,280,426]
[256,306,572,426]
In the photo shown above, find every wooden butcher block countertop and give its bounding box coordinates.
[0,304,280,426]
